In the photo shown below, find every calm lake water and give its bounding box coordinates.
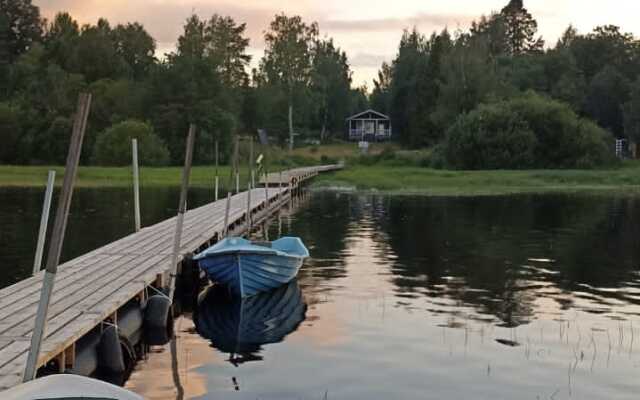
[1,188,639,399]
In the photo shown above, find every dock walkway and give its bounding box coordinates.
[0,164,341,391]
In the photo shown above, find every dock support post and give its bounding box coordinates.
[215,176,219,202]
[249,136,254,189]
[214,140,219,202]
[279,171,283,201]
[168,124,196,302]
[246,183,252,233]
[264,170,269,207]
[223,192,231,238]
[32,170,55,276]
[24,93,91,382]
[233,135,240,194]
[132,138,141,232]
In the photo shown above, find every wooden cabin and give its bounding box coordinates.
[346,109,392,141]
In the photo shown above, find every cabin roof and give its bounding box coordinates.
[346,109,390,121]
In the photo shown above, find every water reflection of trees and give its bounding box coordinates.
[255,191,640,326]
[275,191,353,282]
[353,194,640,327]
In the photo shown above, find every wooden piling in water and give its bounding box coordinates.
[32,170,56,276]
[132,138,141,232]
[246,182,252,233]
[249,136,254,189]
[264,169,269,206]
[24,92,92,382]
[233,135,240,194]
[214,140,219,202]
[168,124,196,302]
[223,192,231,238]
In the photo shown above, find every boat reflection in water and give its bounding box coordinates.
[194,279,307,366]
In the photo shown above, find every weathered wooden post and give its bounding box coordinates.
[132,138,141,232]
[24,93,91,382]
[246,182,252,233]
[279,171,283,202]
[233,135,240,194]
[264,169,269,208]
[214,140,219,202]
[168,124,196,302]
[32,170,56,276]
[249,136,255,189]
[223,192,231,238]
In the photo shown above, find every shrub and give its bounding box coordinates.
[443,102,538,169]
[39,117,73,165]
[92,120,170,166]
[0,103,22,164]
[442,92,616,169]
[320,155,338,164]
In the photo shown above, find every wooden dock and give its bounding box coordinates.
[0,164,341,391]
[262,164,342,186]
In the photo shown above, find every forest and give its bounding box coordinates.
[1,0,639,169]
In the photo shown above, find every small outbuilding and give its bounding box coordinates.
[346,109,392,142]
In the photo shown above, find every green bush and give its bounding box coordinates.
[320,155,338,164]
[346,148,433,168]
[442,92,615,169]
[92,120,170,166]
[0,103,22,164]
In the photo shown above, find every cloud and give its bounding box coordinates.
[349,53,389,68]
[322,13,476,33]
[35,0,279,46]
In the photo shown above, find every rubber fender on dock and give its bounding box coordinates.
[68,328,101,377]
[98,325,125,374]
[143,294,174,346]
[116,301,144,346]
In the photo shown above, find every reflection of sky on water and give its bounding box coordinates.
[123,191,640,399]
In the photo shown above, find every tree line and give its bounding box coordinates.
[370,0,639,168]
[1,0,638,169]
[0,0,365,165]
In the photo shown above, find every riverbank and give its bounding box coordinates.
[2,162,640,195]
[0,165,251,188]
[313,162,640,196]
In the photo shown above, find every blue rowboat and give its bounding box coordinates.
[194,280,307,366]
[193,237,309,298]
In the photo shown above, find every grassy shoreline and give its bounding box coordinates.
[313,162,640,196]
[1,162,639,196]
[0,165,252,188]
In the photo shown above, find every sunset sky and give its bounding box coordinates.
[34,1,640,86]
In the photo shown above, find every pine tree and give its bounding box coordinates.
[499,0,544,55]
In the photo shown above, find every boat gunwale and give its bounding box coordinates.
[198,249,307,260]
